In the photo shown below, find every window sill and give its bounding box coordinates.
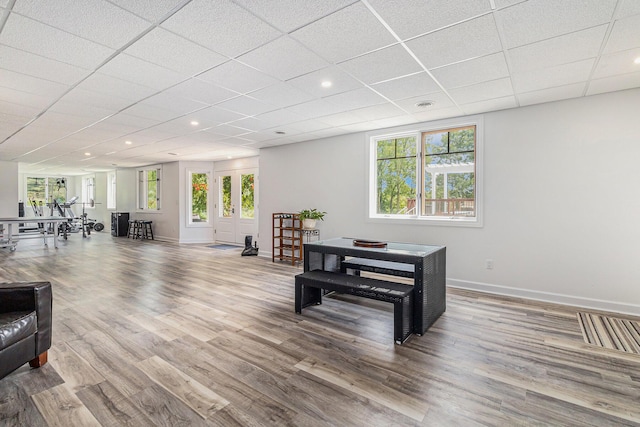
[367,215,483,228]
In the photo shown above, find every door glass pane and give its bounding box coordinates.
[191,173,208,222]
[240,173,255,219]
[220,175,232,218]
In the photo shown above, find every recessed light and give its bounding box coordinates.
[415,100,435,108]
[634,57,640,64]
[190,120,199,126]
[125,140,132,145]
[84,152,91,156]
[227,156,233,159]
[321,80,332,88]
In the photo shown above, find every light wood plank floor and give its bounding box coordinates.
[1,233,639,426]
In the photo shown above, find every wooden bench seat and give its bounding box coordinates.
[295,270,413,344]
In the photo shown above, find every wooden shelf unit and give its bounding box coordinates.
[272,213,303,265]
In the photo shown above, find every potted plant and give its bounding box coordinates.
[298,208,326,229]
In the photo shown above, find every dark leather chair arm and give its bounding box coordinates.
[0,282,52,354]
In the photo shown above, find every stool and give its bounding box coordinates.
[127,220,139,239]
[141,221,154,240]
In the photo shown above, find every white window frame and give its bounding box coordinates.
[82,175,95,209]
[137,165,162,212]
[186,169,211,227]
[106,171,116,210]
[367,116,483,228]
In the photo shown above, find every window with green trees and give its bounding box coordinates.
[371,121,480,223]
[241,173,255,219]
[190,172,209,222]
[26,177,67,214]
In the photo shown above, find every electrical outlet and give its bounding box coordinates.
[485,259,494,270]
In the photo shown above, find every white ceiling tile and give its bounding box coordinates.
[215,95,275,116]
[349,103,406,121]
[587,71,640,96]
[206,124,256,137]
[496,0,617,49]
[249,83,316,108]
[238,36,329,80]
[411,106,463,122]
[367,0,491,40]
[56,87,135,111]
[339,44,422,84]
[461,95,518,115]
[48,101,115,122]
[0,45,90,85]
[449,78,514,104]
[290,2,397,63]
[593,48,640,78]
[0,69,69,99]
[0,86,55,109]
[284,99,350,120]
[493,0,528,8]
[233,0,357,32]
[615,0,640,19]
[253,109,305,127]
[315,111,366,127]
[141,92,208,116]
[0,14,114,69]
[406,14,502,69]
[161,0,281,58]
[603,14,640,54]
[13,0,150,49]
[108,0,188,22]
[191,106,247,126]
[98,54,187,91]
[73,74,157,102]
[512,59,595,93]
[324,87,387,110]
[365,114,418,129]
[98,113,161,131]
[393,92,455,113]
[120,102,182,122]
[518,83,586,106]
[124,28,227,75]
[287,119,331,133]
[430,52,509,89]
[0,99,41,118]
[508,25,607,73]
[163,78,239,105]
[371,72,440,101]
[197,61,279,94]
[286,66,364,97]
[226,117,268,132]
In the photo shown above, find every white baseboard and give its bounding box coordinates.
[448,278,640,317]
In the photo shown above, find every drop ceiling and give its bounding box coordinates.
[1,0,639,175]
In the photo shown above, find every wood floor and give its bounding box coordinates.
[1,232,639,426]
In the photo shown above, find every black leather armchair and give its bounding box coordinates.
[0,282,52,379]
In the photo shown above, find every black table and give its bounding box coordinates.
[303,238,446,335]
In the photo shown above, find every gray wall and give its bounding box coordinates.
[259,88,640,315]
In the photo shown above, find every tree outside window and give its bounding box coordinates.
[241,173,255,219]
[191,173,208,222]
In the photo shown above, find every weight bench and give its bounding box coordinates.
[295,270,414,344]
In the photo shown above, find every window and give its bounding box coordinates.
[240,173,255,219]
[188,171,209,225]
[137,166,161,211]
[107,172,116,209]
[26,177,67,215]
[369,117,482,226]
[82,176,95,207]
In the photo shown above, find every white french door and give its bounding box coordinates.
[214,168,257,244]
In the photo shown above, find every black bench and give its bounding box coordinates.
[341,257,414,278]
[295,270,413,344]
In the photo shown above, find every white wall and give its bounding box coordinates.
[0,161,18,217]
[259,88,640,315]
